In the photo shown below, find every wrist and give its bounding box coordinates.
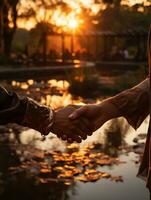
[22,97,54,135]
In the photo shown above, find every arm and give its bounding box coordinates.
[69,78,150,131]
[106,78,149,129]
[0,86,27,124]
[0,85,54,134]
[0,86,90,142]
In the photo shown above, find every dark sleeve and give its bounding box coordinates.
[108,78,150,130]
[0,85,27,125]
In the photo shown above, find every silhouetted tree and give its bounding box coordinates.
[0,0,19,56]
[102,0,122,8]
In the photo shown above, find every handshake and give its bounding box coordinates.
[22,97,114,143]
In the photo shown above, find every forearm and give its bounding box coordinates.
[96,78,149,130]
[0,86,54,135]
[94,101,121,130]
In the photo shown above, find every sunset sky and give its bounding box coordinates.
[16,0,150,30]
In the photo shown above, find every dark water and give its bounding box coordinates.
[0,120,150,200]
[0,79,150,200]
[0,152,149,200]
[67,153,149,200]
[0,144,149,200]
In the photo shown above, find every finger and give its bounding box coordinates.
[87,132,93,136]
[59,128,80,142]
[61,135,67,140]
[74,127,87,140]
[73,118,92,136]
[80,133,87,140]
[55,130,65,139]
[81,118,94,135]
[67,138,73,143]
[73,135,82,143]
[69,106,87,119]
[69,131,82,143]
[70,126,87,140]
[62,132,82,143]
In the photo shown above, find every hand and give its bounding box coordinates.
[22,97,54,135]
[50,105,92,143]
[69,104,102,132]
[69,101,119,132]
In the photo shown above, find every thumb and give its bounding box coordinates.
[69,106,87,119]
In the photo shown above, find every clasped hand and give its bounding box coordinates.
[23,98,103,143]
[51,104,103,143]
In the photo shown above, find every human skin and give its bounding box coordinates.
[0,86,92,143]
[69,78,149,134]
[51,105,92,143]
[69,101,121,133]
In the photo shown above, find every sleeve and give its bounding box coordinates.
[0,85,27,125]
[108,78,150,130]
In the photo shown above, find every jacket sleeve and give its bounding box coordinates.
[108,78,150,130]
[0,85,27,125]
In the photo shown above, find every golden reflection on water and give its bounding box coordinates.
[10,78,149,151]
[19,115,149,156]
[0,76,148,200]
[11,79,85,109]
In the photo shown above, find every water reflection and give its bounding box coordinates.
[0,79,149,200]
[1,175,74,200]
[103,118,130,157]
[0,130,149,200]
[0,134,74,200]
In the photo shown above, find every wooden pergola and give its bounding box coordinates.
[44,28,148,62]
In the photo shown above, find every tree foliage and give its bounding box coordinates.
[0,0,151,57]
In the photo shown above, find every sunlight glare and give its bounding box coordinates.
[68,18,78,29]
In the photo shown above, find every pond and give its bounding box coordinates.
[68,153,149,200]
[0,79,150,200]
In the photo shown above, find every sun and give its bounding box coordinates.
[68,18,78,30]
[51,10,80,32]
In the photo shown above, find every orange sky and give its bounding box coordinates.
[16,0,150,30]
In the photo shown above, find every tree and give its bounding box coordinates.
[0,1,4,53]
[30,22,54,61]
[0,0,19,57]
[102,0,122,8]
